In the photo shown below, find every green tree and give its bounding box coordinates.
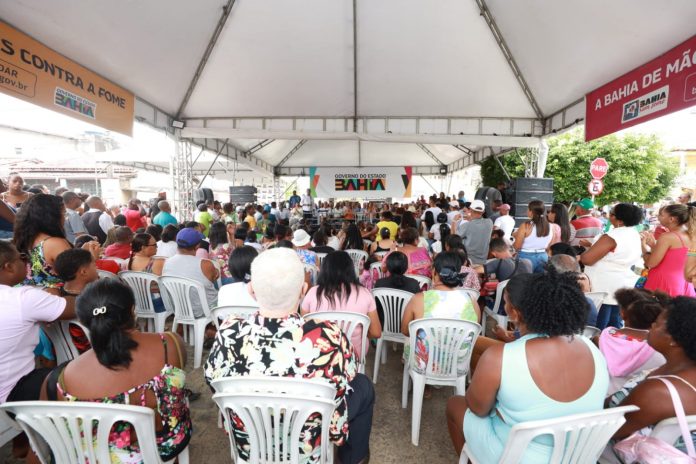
[478,128,678,206]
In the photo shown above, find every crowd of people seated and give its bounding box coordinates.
[1,171,696,463]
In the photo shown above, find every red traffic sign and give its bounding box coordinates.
[590,157,609,179]
[588,179,604,196]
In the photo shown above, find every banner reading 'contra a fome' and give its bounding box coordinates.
[0,21,134,135]
[310,166,412,199]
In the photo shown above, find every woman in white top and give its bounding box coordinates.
[581,203,643,330]
[217,246,260,309]
[156,224,179,258]
[513,200,553,273]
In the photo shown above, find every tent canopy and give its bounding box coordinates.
[2,0,696,176]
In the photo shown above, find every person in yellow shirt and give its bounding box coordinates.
[373,211,399,241]
[243,205,257,229]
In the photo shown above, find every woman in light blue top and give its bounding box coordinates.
[446,270,609,462]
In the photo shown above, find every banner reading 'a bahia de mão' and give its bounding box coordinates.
[309,166,412,199]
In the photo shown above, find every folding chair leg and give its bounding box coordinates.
[455,376,467,396]
[401,363,410,409]
[410,374,426,446]
[373,339,383,384]
[193,323,206,369]
[154,314,166,333]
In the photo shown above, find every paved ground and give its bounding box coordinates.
[0,342,458,463]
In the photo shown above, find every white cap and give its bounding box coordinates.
[470,199,486,212]
[291,229,311,247]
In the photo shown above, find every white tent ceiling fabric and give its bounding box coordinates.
[2,0,696,172]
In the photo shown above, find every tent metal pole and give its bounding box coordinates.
[419,175,439,195]
[416,143,446,168]
[176,0,238,118]
[197,138,229,186]
[352,0,358,133]
[473,0,544,121]
[275,140,307,170]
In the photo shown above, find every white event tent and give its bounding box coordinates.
[1,0,695,211]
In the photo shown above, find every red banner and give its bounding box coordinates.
[585,35,696,141]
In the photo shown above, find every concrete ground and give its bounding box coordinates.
[0,342,458,463]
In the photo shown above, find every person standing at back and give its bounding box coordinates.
[62,191,87,245]
[493,204,515,244]
[457,200,493,266]
[153,200,178,228]
[288,190,301,209]
[301,188,314,220]
[194,203,213,237]
[81,196,114,245]
[124,199,146,232]
[571,198,603,246]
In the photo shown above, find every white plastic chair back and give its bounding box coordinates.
[372,288,413,341]
[211,305,258,330]
[406,274,432,291]
[585,291,609,310]
[0,408,21,449]
[345,249,368,277]
[208,258,223,288]
[304,264,319,285]
[303,311,370,374]
[97,269,119,280]
[158,276,211,323]
[373,251,388,260]
[481,279,510,334]
[0,401,168,464]
[461,405,639,464]
[371,288,414,383]
[650,415,696,446]
[120,271,172,332]
[369,261,385,281]
[315,253,328,268]
[406,318,481,380]
[583,326,601,338]
[210,377,337,464]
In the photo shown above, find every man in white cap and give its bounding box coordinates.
[292,228,317,267]
[457,199,493,265]
[493,203,515,243]
[447,200,462,226]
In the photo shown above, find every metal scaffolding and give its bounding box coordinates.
[175,136,195,221]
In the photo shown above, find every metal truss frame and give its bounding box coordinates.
[174,137,195,221]
[275,165,445,176]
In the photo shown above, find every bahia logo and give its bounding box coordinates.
[622,100,640,122]
[54,87,96,119]
[621,85,669,124]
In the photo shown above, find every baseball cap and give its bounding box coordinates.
[470,199,486,212]
[577,198,595,210]
[449,200,459,208]
[499,203,511,211]
[176,228,205,247]
[407,205,417,213]
[291,229,311,247]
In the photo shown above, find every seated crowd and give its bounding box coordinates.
[1,175,695,463]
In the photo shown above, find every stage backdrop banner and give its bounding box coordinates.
[585,34,696,141]
[0,21,134,135]
[310,166,412,199]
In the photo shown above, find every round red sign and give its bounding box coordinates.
[590,157,609,179]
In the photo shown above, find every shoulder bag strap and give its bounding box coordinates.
[165,332,185,368]
[655,377,696,457]
[45,362,70,401]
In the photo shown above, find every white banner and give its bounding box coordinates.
[309,166,413,199]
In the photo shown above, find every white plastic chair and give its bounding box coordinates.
[0,401,189,464]
[315,252,328,268]
[371,288,414,383]
[210,376,336,464]
[97,269,119,280]
[402,318,481,446]
[345,249,368,277]
[373,251,388,260]
[369,261,386,281]
[585,291,609,310]
[120,271,173,333]
[303,311,370,374]
[406,274,432,291]
[0,409,21,449]
[158,276,213,369]
[481,279,510,335]
[460,405,640,464]
[650,414,696,445]
[211,305,258,330]
[42,319,89,364]
[583,326,601,338]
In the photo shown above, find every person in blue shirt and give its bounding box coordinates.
[152,201,178,227]
[288,190,301,208]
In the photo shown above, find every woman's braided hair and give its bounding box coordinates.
[517,268,587,336]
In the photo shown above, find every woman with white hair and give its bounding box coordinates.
[205,248,374,464]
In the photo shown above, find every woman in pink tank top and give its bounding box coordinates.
[642,204,696,297]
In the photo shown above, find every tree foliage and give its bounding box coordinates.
[478,128,678,205]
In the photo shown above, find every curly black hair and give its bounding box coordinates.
[517,269,587,336]
[625,297,665,330]
[13,194,66,254]
[612,203,643,227]
[666,297,696,362]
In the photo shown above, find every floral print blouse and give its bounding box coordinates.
[209,243,233,280]
[204,312,357,463]
[23,239,64,288]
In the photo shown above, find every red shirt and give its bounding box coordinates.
[104,242,132,260]
[124,209,146,232]
[96,259,120,274]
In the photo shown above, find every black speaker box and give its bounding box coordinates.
[509,177,554,221]
[229,186,257,194]
[229,193,257,204]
